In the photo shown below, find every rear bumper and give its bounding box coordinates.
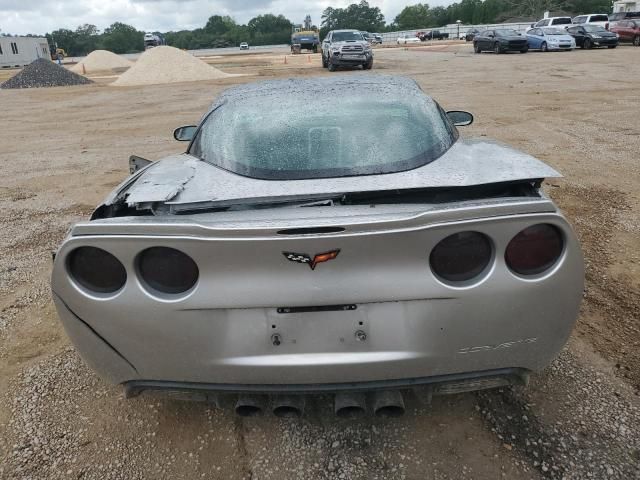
[52,210,583,388]
[124,368,529,397]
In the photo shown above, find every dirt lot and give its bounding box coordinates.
[1,46,639,480]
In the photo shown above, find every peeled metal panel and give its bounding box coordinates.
[112,139,559,208]
[124,158,197,205]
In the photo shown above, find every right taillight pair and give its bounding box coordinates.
[430,224,563,284]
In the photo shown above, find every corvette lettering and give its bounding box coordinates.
[458,337,538,354]
[283,250,340,270]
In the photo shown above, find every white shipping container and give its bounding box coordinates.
[0,36,50,68]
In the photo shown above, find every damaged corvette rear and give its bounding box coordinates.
[51,76,583,415]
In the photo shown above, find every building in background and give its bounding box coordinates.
[0,36,50,68]
[613,1,640,12]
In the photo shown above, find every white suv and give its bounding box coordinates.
[572,14,609,30]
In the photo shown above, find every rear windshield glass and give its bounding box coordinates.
[190,91,457,180]
[590,15,608,22]
[552,18,572,25]
[332,31,364,42]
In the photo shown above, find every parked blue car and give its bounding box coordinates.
[526,27,576,51]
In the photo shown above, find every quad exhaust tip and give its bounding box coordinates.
[233,391,405,417]
[372,390,405,417]
[271,395,305,417]
[235,395,266,417]
[335,392,367,418]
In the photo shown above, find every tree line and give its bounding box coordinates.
[389,0,611,30]
[321,0,611,32]
[42,0,612,56]
[45,14,293,56]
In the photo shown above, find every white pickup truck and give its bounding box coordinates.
[572,14,610,30]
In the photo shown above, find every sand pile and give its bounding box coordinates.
[1,58,93,89]
[113,46,233,86]
[71,50,132,74]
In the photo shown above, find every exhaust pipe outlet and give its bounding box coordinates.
[334,392,367,418]
[235,395,266,417]
[271,395,305,417]
[372,390,405,417]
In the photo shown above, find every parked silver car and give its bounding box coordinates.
[51,76,583,417]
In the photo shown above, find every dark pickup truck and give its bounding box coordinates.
[418,30,450,41]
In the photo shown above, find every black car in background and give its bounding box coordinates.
[465,28,481,41]
[419,30,450,40]
[474,29,528,53]
[566,25,619,49]
[360,31,383,44]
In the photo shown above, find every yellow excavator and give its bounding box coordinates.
[291,15,320,54]
[50,46,66,61]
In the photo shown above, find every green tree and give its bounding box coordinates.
[48,29,78,55]
[100,22,144,54]
[394,4,433,30]
[204,15,237,35]
[73,24,100,55]
[320,1,385,38]
[248,14,292,44]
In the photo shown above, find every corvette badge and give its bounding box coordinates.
[283,250,340,270]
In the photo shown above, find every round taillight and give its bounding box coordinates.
[137,247,199,295]
[67,246,126,294]
[430,231,492,283]
[505,224,563,276]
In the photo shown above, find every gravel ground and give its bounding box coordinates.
[0,58,92,89]
[0,46,639,479]
[478,346,640,479]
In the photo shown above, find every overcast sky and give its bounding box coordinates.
[0,0,454,36]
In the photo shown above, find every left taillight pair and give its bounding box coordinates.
[66,246,199,295]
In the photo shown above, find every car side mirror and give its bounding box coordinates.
[447,111,474,127]
[174,125,197,142]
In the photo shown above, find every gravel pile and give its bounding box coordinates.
[112,46,233,87]
[0,58,93,89]
[70,50,132,74]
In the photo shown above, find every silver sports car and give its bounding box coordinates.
[51,75,583,417]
